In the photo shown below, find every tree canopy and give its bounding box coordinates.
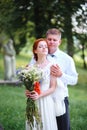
[0,0,86,57]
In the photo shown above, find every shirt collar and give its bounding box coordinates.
[50,49,60,57]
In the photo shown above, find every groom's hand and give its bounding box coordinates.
[50,64,62,77]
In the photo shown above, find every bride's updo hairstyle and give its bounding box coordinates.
[33,38,48,61]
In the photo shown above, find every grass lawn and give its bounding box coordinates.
[69,85,87,130]
[0,82,87,130]
[0,54,87,130]
[0,85,26,130]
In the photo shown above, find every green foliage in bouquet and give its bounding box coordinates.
[26,98,41,128]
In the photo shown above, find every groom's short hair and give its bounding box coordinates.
[46,28,61,39]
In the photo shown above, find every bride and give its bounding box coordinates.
[25,38,58,130]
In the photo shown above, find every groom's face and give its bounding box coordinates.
[46,34,61,54]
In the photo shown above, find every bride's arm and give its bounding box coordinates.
[40,75,57,97]
[29,75,57,100]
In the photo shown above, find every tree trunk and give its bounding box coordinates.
[33,0,44,38]
[82,44,86,69]
[64,0,74,57]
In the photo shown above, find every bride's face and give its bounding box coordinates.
[35,41,48,56]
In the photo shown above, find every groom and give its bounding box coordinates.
[45,28,78,130]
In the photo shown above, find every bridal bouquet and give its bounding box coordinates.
[17,65,43,128]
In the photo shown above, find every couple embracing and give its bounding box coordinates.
[25,28,78,130]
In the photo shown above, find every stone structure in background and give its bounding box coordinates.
[3,39,16,81]
[0,124,4,130]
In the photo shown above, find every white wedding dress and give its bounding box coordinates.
[26,63,57,130]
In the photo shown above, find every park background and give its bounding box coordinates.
[0,1,87,130]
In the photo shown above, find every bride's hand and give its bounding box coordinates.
[29,91,40,100]
[25,90,31,98]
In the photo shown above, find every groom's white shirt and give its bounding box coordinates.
[30,49,78,98]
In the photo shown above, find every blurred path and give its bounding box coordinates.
[0,80,22,86]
